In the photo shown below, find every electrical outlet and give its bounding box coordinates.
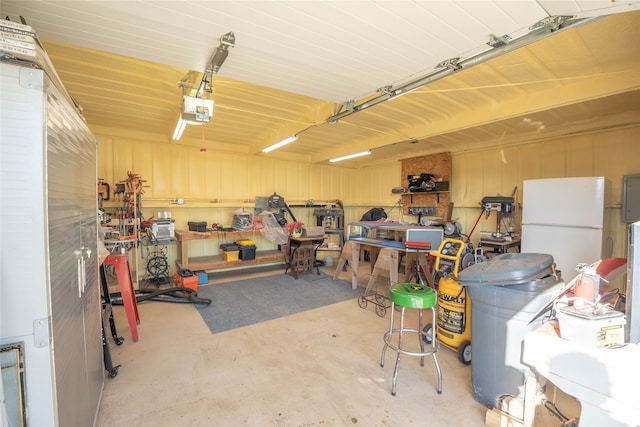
[408,206,436,216]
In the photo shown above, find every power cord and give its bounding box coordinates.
[543,399,579,427]
[110,287,212,306]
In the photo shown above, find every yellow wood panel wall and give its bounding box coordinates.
[351,162,401,204]
[451,126,640,265]
[98,125,638,277]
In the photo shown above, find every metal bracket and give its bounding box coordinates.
[33,317,50,348]
[488,33,512,48]
[377,85,393,95]
[436,57,462,71]
[19,67,44,90]
[345,99,355,111]
[530,15,575,32]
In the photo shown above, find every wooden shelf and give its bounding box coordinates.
[402,191,450,204]
[175,229,285,272]
[176,249,284,271]
[401,152,451,217]
[176,229,262,241]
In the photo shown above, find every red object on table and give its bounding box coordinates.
[104,253,140,341]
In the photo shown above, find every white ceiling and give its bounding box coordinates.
[1,1,639,166]
[3,0,638,104]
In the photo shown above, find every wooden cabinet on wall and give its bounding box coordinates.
[401,152,451,218]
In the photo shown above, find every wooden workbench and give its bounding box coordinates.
[175,230,285,271]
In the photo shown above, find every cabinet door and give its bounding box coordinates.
[46,88,102,426]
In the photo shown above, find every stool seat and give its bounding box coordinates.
[389,283,436,309]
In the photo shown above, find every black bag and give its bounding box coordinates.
[359,208,387,262]
[360,208,387,221]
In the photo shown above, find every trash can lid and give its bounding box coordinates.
[459,253,557,286]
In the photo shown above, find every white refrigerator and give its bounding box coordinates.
[521,177,605,280]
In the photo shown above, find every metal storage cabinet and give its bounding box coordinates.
[0,63,103,426]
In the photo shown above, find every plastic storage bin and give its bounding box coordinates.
[236,239,257,246]
[195,270,208,285]
[188,221,207,232]
[238,245,257,260]
[220,243,240,262]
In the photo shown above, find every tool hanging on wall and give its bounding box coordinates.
[267,193,297,226]
[116,172,148,242]
[98,179,110,208]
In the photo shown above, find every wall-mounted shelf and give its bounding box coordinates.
[401,152,451,217]
[403,191,450,204]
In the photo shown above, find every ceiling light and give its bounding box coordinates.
[329,150,371,163]
[172,97,214,141]
[173,32,232,142]
[262,135,298,153]
[172,117,187,140]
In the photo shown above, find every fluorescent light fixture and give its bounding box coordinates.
[262,135,298,153]
[329,150,371,163]
[172,97,215,141]
[172,117,187,140]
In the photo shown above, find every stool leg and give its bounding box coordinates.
[391,306,406,396]
[381,301,442,396]
[418,309,425,367]
[431,306,443,394]
[380,302,395,367]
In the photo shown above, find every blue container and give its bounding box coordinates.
[195,270,208,285]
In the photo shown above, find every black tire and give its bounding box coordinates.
[422,323,433,344]
[458,340,471,365]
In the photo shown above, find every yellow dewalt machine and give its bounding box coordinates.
[423,238,472,365]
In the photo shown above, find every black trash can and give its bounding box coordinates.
[459,253,562,409]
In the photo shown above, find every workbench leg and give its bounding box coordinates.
[364,249,398,295]
[351,242,360,290]
[178,241,189,269]
[333,241,352,280]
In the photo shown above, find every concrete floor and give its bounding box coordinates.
[96,263,579,426]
